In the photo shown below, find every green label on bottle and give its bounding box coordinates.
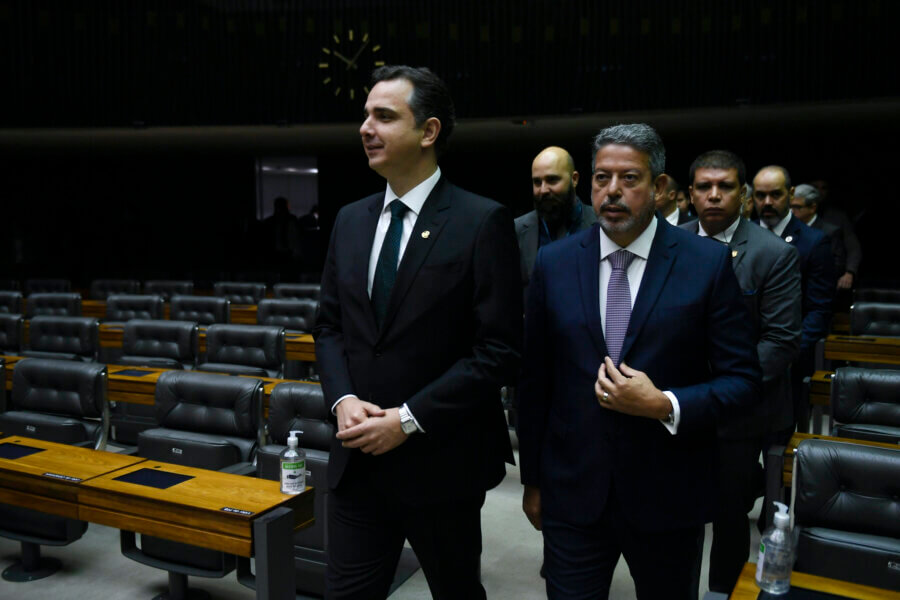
[283,461,304,470]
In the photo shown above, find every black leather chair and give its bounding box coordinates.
[0,313,24,354]
[0,290,23,314]
[854,288,900,304]
[90,278,141,300]
[25,292,82,317]
[256,298,317,332]
[792,438,900,590]
[119,319,199,370]
[169,295,230,325]
[273,283,320,302]
[22,316,98,362]
[213,281,266,305]
[0,358,108,581]
[829,367,900,443]
[24,279,70,295]
[120,370,264,600]
[196,324,285,378]
[850,301,900,337]
[105,294,165,322]
[144,280,194,301]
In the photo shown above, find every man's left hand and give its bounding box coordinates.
[837,271,854,290]
[595,357,671,420]
[335,407,408,455]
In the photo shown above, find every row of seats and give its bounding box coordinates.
[0,358,335,597]
[0,279,321,303]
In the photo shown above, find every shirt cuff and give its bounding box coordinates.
[331,394,355,415]
[404,403,426,433]
[660,391,681,435]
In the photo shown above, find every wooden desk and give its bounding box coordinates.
[824,334,900,366]
[808,370,835,435]
[730,561,900,599]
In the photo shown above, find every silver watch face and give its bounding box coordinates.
[401,419,417,434]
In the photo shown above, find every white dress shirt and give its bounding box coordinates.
[665,207,681,226]
[597,217,681,434]
[760,211,792,238]
[698,214,741,244]
[806,214,817,227]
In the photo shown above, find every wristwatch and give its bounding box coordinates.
[398,404,418,435]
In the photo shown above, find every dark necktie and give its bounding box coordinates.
[605,249,635,366]
[371,200,409,329]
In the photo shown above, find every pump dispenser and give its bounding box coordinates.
[756,501,794,594]
[280,430,306,495]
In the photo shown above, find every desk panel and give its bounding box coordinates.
[730,562,900,600]
[824,334,900,365]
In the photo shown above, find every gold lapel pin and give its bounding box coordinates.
[785,235,793,243]
[421,231,430,239]
[732,250,739,258]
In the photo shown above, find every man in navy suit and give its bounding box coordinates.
[314,66,522,599]
[518,124,760,599]
[753,166,834,441]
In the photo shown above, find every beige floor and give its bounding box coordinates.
[0,445,763,600]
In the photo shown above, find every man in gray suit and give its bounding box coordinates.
[515,146,596,299]
[682,150,802,594]
[792,184,847,286]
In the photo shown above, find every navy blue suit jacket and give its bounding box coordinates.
[518,219,760,532]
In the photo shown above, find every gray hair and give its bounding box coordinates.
[592,123,665,180]
[793,183,820,206]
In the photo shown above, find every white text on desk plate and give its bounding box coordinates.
[43,472,82,482]
[221,507,254,516]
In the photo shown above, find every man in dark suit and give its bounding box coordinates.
[515,146,596,301]
[792,184,848,283]
[753,166,834,441]
[518,124,760,599]
[314,65,522,599]
[656,175,693,225]
[682,150,801,594]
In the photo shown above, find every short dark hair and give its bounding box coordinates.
[688,150,746,187]
[592,123,665,180]
[371,65,456,156]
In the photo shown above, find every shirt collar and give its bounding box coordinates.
[383,167,441,216]
[599,214,658,261]
[807,214,817,227]
[698,214,741,243]
[760,210,792,237]
[665,206,680,225]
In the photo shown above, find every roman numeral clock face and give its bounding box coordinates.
[319,30,384,101]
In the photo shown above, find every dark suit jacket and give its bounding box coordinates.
[775,214,834,353]
[819,206,861,274]
[314,177,522,505]
[682,218,802,436]
[518,219,760,532]
[810,217,847,278]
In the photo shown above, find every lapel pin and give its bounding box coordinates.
[421,231,430,239]
[785,235,793,243]
[732,250,738,258]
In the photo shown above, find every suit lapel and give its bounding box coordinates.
[519,213,538,274]
[729,218,749,272]
[619,223,676,363]
[358,194,385,336]
[577,224,607,358]
[781,215,800,244]
[376,178,452,338]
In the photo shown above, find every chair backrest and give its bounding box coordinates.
[854,288,900,304]
[830,367,900,440]
[204,324,285,374]
[256,298,317,332]
[90,279,141,300]
[144,279,194,301]
[6,358,109,449]
[25,278,71,295]
[213,281,267,305]
[850,302,900,337]
[267,382,333,449]
[273,283,320,301]
[0,313,24,352]
[122,319,198,363]
[105,294,165,321]
[169,295,230,325]
[0,291,23,314]
[26,292,82,317]
[26,316,99,359]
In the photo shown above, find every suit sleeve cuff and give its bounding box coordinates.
[403,402,426,433]
[332,394,355,415]
[660,391,681,435]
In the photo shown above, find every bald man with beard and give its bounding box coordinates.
[516,146,597,301]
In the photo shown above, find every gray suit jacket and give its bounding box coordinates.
[515,200,597,299]
[811,217,847,277]
[681,218,802,437]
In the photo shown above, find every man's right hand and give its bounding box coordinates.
[522,485,542,531]
[335,396,385,433]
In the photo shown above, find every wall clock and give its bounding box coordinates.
[319,30,385,100]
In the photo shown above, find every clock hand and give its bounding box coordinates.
[346,39,370,70]
[332,50,353,67]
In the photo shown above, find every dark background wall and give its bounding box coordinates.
[1,1,897,286]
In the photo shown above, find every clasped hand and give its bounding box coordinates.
[594,357,671,420]
[334,396,408,456]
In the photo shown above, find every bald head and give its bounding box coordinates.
[532,146,579,228]
[753,165,794,228]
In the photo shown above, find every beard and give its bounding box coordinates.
[758,205,784,228]
[597,196,656,237]
[534,184,576,226]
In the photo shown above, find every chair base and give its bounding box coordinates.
[152,572,211,600]
[2,542,62,582]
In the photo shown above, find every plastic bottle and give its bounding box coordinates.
[279,430,306,495]
[756,501,794,594]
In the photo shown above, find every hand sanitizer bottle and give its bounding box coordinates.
[756,501,794,595]
[280,430,306,495]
